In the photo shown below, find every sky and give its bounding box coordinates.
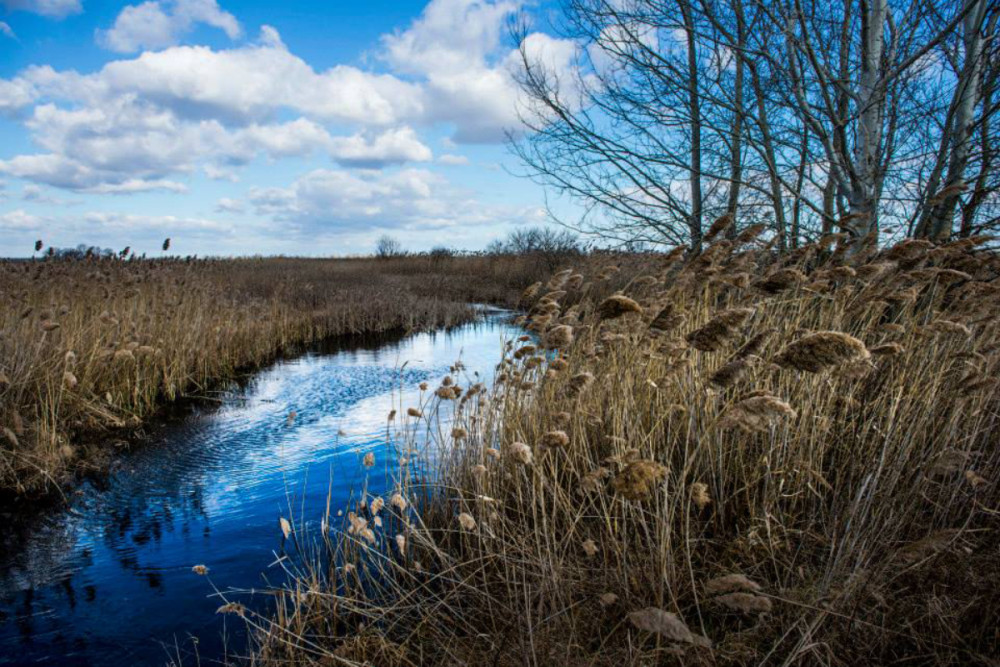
[0,0,579,257]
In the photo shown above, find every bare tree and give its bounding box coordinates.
[375,235,404,259]
[510,0,999,249]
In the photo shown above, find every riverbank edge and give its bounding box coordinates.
[0,304,505,512]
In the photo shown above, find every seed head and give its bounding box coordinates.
[612,460,668,501]
[773,331,869,373]
[686,308,754,352]
[597,295,643,320]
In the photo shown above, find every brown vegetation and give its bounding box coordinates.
[0,253,544,497]
[251,234,1000,666]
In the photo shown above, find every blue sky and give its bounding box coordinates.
[0,0,577,256]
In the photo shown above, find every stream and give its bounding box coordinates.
[0,311,519,666]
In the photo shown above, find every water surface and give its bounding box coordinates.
[0,313,518,666]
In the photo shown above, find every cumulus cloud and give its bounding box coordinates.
[98,0,242,53]
[215,196,244,213]
[0,1,581,194]
[248,167,542,234]
[0,208,47,230]
[0,0,80,19]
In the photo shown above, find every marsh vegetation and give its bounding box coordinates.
[247,232,999,666]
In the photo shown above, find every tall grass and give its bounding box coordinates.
[0,253,545,498]
[250,235,999,666]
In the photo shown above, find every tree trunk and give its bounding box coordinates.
[681,0,704,249]
[927,0,987,240]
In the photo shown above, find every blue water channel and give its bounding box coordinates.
[0,312,519,666]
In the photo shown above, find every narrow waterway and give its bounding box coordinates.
[0,312,519,666]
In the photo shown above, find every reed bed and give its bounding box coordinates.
[0,253,543,498]
[250,235,1000,666]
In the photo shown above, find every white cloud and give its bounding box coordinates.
[327,127,432,167]
[215,196,244,213]
[98,0,242,53]
[0,21,15,39]
[0,0,80,19]
[382,0,580,142]
[0,208,46,230]
[22,183,75,204]
[438,153,469,165]
[83,211,233,233]
[0,2,581,195]
[248,167,541,234]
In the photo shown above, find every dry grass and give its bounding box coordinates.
[0,253,545,497]
[245,234,1000,667]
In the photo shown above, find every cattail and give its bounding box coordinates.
[457,512,477,531]
[734,223,767,245]
[395,534,406,555]
[719,394,796,433]
[711,592,772,614]
[649,303,685,333]
[436,386,459,400]
[704,573,762,596]
[34,239,43,252]
[627,608,710,646]
[582,539,598,557]
[471,464,487,476]
[732,330,771,359]
[568,371,594,397]
[686,308,754,352]
[965,470,987,489]
[928,179,967,205]
[216,602,246,616]
[485,447,500,459]
[546,269,573,291]
[930,319,972,337]
[869,342,904,356]
[407,407,422,418]
[191,564,209,575]
[521,282,542,303]
[755,268,806,294]
[452,427,468,440]
[369,496,384,515]
[690,482,711,510]
[599,592,619,606]
[596,265,620,280]
[540,430,569,448]
[419,382,428,391]
[509,441,533,464]
[611,460,668,501]
[390,493,408,512]
[279,517,292,539]
[543,325,574,349]
[708,356,757,388]
[705,213,733,241]
[63,371,78,389]
[773,331,869,372]
[597,295,642,320]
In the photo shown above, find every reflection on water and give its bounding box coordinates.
[0,313,519,666]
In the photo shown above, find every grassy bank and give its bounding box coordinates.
[251,235,999,666]
[0,253,545,498]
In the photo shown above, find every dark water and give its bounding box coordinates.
[0,313,519,666]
